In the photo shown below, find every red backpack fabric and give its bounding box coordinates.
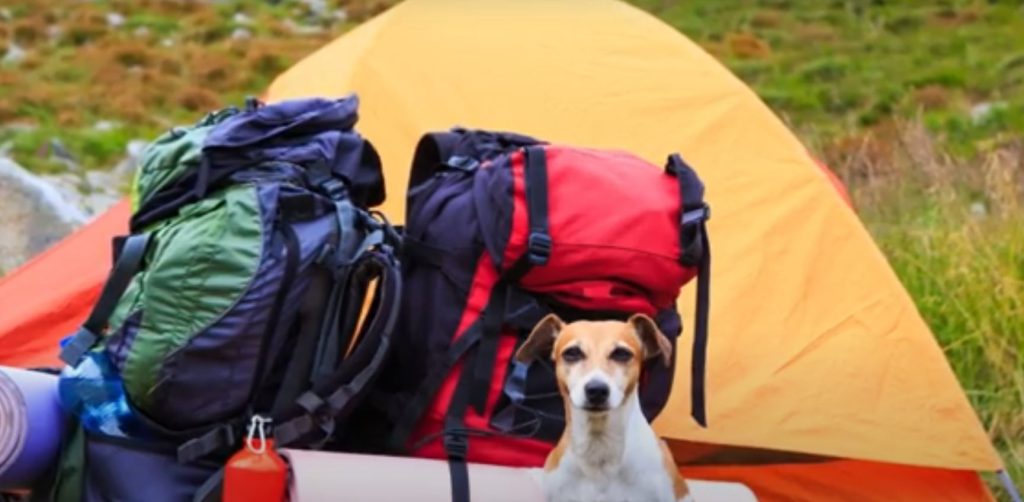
[366,129,710,501]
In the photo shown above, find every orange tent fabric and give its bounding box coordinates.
[0,0,1008,500]
[680,460,996,502]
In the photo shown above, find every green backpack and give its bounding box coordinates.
[50,96,402,502]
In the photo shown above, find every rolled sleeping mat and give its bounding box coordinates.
[0,366,65,490]
[279,449,759,502]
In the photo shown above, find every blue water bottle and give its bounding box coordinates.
[57,343,151,439]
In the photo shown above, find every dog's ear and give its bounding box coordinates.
[628,314,673,366]
[515,314,565,363]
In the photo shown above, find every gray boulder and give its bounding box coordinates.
[0,158,87,273]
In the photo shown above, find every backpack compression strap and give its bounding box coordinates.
[59,233,151,366]
[666,153,711,428]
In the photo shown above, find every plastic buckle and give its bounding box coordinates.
[58,327,99,366]
[443,430,468,460]
[297,392,328,418]
[319,178,349,201]
[681,203,710,227]
[444,156,479,172]
[297,392,336,440]
[526,232,552,266]
[315,243,337,267]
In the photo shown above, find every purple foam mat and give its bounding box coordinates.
[0,366,65,490]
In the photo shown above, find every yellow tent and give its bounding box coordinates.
[263,0,1008,500]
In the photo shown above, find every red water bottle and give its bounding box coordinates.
[223,416,287,502]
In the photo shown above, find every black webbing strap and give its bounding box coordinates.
[59,233,151,366]
[269,272,331,416]
[443,351,476,502]
[666,153,712,427]
[310,276,352,388]
[522,146,551,267]
[468,282,509,414]
[691,229,711,427]
[191,467,224,502]
[504,146,551,280]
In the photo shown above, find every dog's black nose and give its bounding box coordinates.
[584,381,609,406]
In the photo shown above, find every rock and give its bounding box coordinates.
[232,12,253,25]
[93,120,120,132]
[0,123,38,134]
[38,172,87,215]
[300,0,330,18]
[81,169,124,214]
[231,28,252,41]
[85,169,115,191]
[106,12,126,28]
[0,158,88,273]
[45,138,80,171]
[84,191,122,216]
[126,139,148,159]
[2,43,26,65]
[333,9,348,22]
[47,24,63,43]
[161,38,175,48]
[282,19,324,36]
[134,27,151,38]
[970,101,1008,124]
[970,201,987,218]
[112,139,147,179]
[37,168,126,221]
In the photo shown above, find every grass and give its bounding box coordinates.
[826,119,1024,494]
[0,0,356,172]
[0,0,1021,498]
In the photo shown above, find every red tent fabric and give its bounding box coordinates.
[0,199,130,368]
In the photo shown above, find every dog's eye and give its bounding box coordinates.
[561,347,585,363]
[609,347,633,363]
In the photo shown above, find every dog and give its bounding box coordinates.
[516,313,694,502]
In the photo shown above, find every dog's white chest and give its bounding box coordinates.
[542,422,678,502]
[543,462,675,502]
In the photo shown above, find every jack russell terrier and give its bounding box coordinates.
[516,313,694,502]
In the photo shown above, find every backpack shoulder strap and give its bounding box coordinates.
[271,247,403,448]
[59,233,151,366]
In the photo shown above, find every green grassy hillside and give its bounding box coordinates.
[0,0,1020,497]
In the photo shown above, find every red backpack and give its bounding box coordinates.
[366,128,710,501]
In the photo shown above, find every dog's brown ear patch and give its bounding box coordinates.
[515,314,565,363]
[629,314,673,366]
